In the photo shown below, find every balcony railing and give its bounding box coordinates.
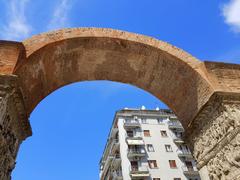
[112,139,119,144]
[111,127,119,138]
[112,170,123,180]
[168,121,184,130]
[115,154,120,158]
[173,136,184,143]
[182,166,199,176]
[110,139,120,153]
[126,135,143,140]
[177,150,193,158]
[171,132,184,142]
[130,165,149,178]
[128,149,146,157]
[126,138,144,145]
[124,120,141,128]
[100,154,120,180]
[112,154,121,168]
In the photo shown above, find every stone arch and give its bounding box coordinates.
[1,28,240,180]
[13,28,214,128]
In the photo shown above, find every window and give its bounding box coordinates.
[143,130,150,137]
[160,130,167,137]
[127,130,134,137]
[185,161,194,171]
[148,160,158,168]
[146,144,154,152]
[131,161,138,171]
[165,144,173,152]
[174,178,181,180]
[175,131,183,138]
[153,178,160,180]
[169,160,177,168]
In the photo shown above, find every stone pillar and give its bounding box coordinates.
[186,92,240,180]
[0,75,31,180]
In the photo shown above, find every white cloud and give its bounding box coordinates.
[222,0,240,33]
[48,0,72,30]
[0,0,32,40]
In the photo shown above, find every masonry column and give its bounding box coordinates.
[0,75,31,180]
[186,92,240,180]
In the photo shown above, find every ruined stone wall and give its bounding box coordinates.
[186,93,240,180]
[0,75,31,180]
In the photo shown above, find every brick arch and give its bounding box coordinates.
[13,28,214,128]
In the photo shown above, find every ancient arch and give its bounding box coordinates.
[0,28,239,180]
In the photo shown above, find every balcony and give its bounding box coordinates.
[130,166,150,179]
[111,139,120,153]
[128,149,146,158]
[172,132,184,144]
[112,154,121,168]
[168,121,184,130]
[126,136,144,145]
[112,170,123,180]
[182,166,199,176]
[111,127,118,138]
[177,150,193,158]
[124,120,141,128]
[169,115,178,120]
[173,137,184,144]
[101,155,114,175]
[126,135,143,140]
[100,154,120,179]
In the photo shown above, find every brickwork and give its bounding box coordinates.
[0,28,239,179]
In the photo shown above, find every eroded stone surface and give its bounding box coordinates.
[14,29,216,128]
[186,92,240,180]
[0,41,26,74]
[207,133,240,180]
[0,75,31,180]
[204,61,240,93]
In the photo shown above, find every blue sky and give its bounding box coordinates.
[0,0,239,179]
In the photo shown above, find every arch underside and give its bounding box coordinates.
[1,28,240,180]
[12,28,214,128]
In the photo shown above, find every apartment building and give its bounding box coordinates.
[99,107,201,180]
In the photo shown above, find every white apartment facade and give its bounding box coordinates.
[99,107,201,180]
